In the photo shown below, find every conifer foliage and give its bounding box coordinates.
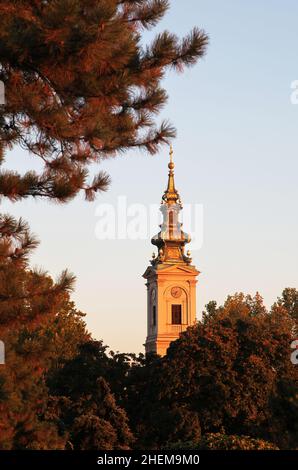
[0,214,85,449]
[0,0,208,202]
[0,216,134,449]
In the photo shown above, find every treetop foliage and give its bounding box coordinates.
[124,292,298,449]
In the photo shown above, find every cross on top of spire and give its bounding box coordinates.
[169,144,174,164]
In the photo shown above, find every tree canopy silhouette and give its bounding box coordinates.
[125,292,298,449]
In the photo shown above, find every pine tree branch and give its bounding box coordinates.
[123,0,169,29]
[84,172,111,201]
[0,0,209,202]
[0,269,75,301]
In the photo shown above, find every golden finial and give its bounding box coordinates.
[162,144,181,205]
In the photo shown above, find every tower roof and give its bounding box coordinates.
[150,146,191,266]
[162,146,181,206]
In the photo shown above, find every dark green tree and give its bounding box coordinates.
[0,214,88,449]
[198,433,279,450]
[274,287,298,321]
[123,353,201,449]
[47,340,134,449]
[125,292,298,449]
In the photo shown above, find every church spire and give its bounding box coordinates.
[151,145,191,265]
[162,146,181,205]
[143,146,200,357]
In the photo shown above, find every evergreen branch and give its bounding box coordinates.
[0,269,76,301]
[172,27,209,69]
[0,0,209,202]
[0,213,39,266]
[122,87,168,114]
[124,0,169,29]
[132,119,176,154]
[84,172,111,201]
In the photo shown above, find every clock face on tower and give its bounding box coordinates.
[171,286,182,298]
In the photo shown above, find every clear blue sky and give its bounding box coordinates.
[3,0,298,353]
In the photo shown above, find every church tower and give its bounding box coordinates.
[143,147,200,356]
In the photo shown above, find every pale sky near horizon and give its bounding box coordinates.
[2,0,298,353]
